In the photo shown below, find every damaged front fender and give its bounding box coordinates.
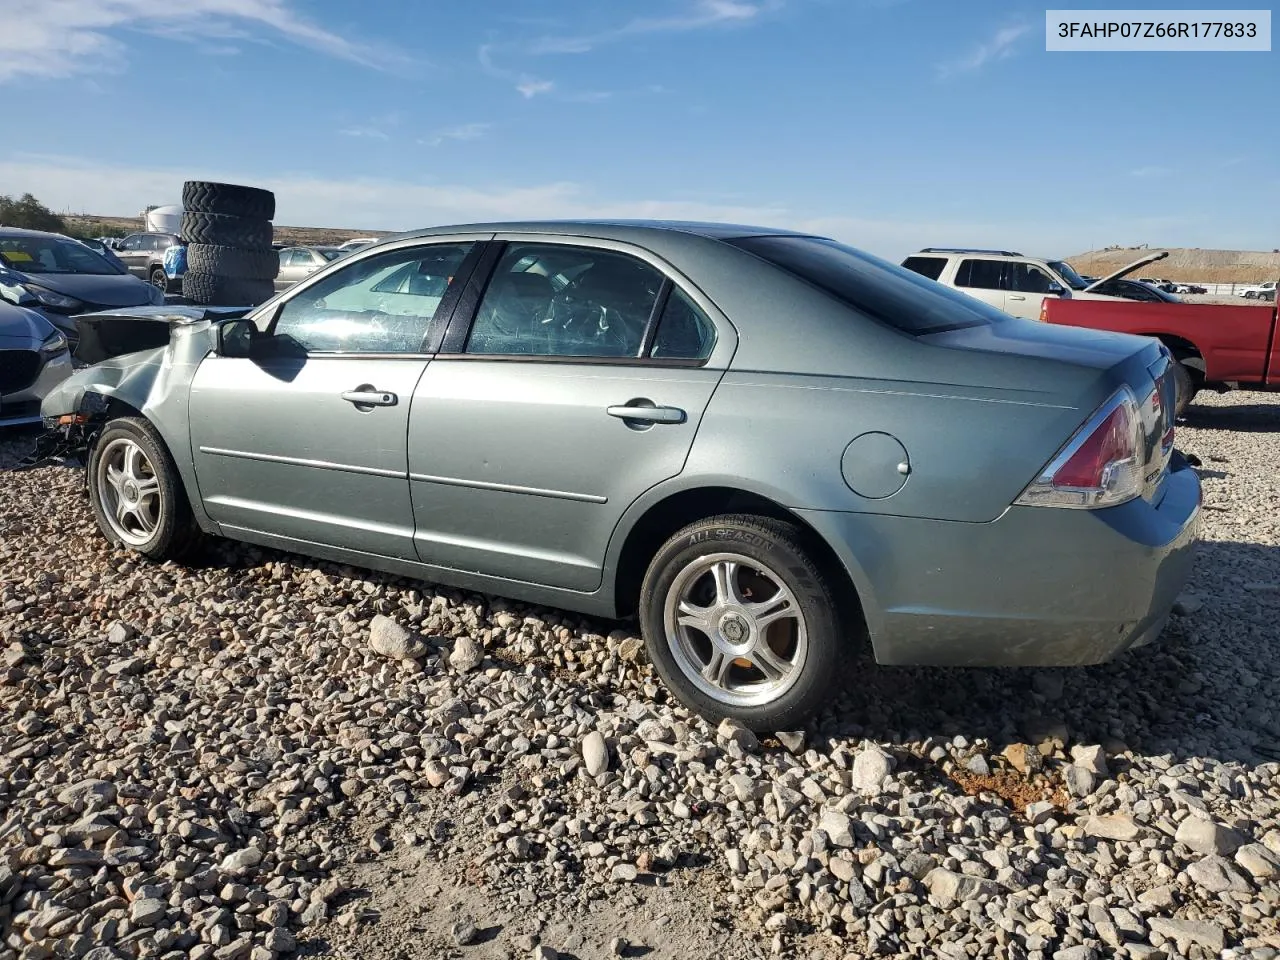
[38,309,234,535]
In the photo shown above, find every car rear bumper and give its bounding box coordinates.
[798,454,1202,667]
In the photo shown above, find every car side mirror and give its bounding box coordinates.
[1047,282,1066,296]
[217,319,260,358]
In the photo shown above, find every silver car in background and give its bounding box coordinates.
[274,245,346,290]
[41,220,1201,729]
[1,301,73,426]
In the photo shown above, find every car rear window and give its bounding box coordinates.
[730,235,1002,335]
[901,255,947,281]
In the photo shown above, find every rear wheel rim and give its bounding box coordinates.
[96,438,162,546]
[663,551,808,708]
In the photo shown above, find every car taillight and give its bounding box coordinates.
[1015,388,1144,509]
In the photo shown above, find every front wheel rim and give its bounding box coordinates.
[96,438,162,546]
[663,551,809,708]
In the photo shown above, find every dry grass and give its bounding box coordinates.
[63,213,393,247]
[1068,247,1280,284]
[949,768,1069,815]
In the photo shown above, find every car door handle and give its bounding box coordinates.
[341,389,397,407]
[607,404,686,424]
[1008,294,1027,301]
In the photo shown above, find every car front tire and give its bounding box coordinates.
[639,514,848,731]
[88,417,200,562]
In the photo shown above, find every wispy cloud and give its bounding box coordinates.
[482,0,779,99]
[340,127,390,141]
[421,122,493,147]
[479,43,555,99]
[526,0,779,55]
[0,0,411,83]
[1130,165,1172,178]
[936,22,1028,78]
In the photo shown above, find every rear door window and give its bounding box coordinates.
[955,259,1005,290]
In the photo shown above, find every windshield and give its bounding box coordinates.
[729,235,1002,335]
[1047,260,1089,290]
[0,234,125,275]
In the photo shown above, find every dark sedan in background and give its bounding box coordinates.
[0,228,163,349]
[0,300,73,426]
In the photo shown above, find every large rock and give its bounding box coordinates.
[449,635,484,672]
[1002,743,1041,776]
[1069,744,1108,776]
[1148,918,1225,954]
[130,898,166,926]
[581,731,609,777]
[1080,814,1143,841]
[1234,843,1280,880]
[1184,855,1253,893]
[56,778,116,806]
[922,868,1000,906]
[850,745,893,793]
[716,718,759,753]
[818,808,855,848]
[368,615,425,660]
[1175,817,1244,856]
[219,847,264,875]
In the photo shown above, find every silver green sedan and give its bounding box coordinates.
[41,221,1201,730]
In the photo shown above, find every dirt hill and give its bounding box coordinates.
[1068,246,1280,283]
[64,214,393,248]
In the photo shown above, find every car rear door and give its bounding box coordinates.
[116,234,148,278]
[406,236,732,592]
[952,258,1008,313]
[1004,262,1062,320]
[187,238,485,559]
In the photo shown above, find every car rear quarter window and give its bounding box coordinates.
[955,259,1005,290]
[901,256,947,281]
[729,235,1002,335]
[650,288,715,360]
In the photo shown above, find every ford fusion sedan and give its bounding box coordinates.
[41,220,1200,729]
[1,301,73,426]
[0,228,164,349]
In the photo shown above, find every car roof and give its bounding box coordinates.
[0,226,68,239]
[389,219,820,244]
[911,248,1061,262]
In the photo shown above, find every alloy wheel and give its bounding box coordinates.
[662,552,809,708]
[96,438,162,546]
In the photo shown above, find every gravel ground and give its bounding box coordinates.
[1,391,1278,960]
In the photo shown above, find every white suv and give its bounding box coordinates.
[901,247,1169,321]
[1238,281,1277,300]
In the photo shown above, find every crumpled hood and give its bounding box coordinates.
[70,304,251,364]
[16,269,157,307]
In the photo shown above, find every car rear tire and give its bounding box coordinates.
[180,212,272,249]
[1172,360,1198,418]
[182,180,276,220]
[186,243,280,280]
[148,267,168,292]
[88,418,200,562]
[639,514,848,731]
[181,271,275,306]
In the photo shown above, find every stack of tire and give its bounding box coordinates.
[180,181,278,306]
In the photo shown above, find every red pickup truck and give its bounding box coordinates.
[1040,289,1280,415]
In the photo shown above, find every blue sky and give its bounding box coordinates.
[0,0,1275,259]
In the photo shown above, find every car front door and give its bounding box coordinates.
[187,239,483,559]
[407,237,730,591]
[116,234,148,278]
[952,258,1007,313]
[1004,262,1062,320]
